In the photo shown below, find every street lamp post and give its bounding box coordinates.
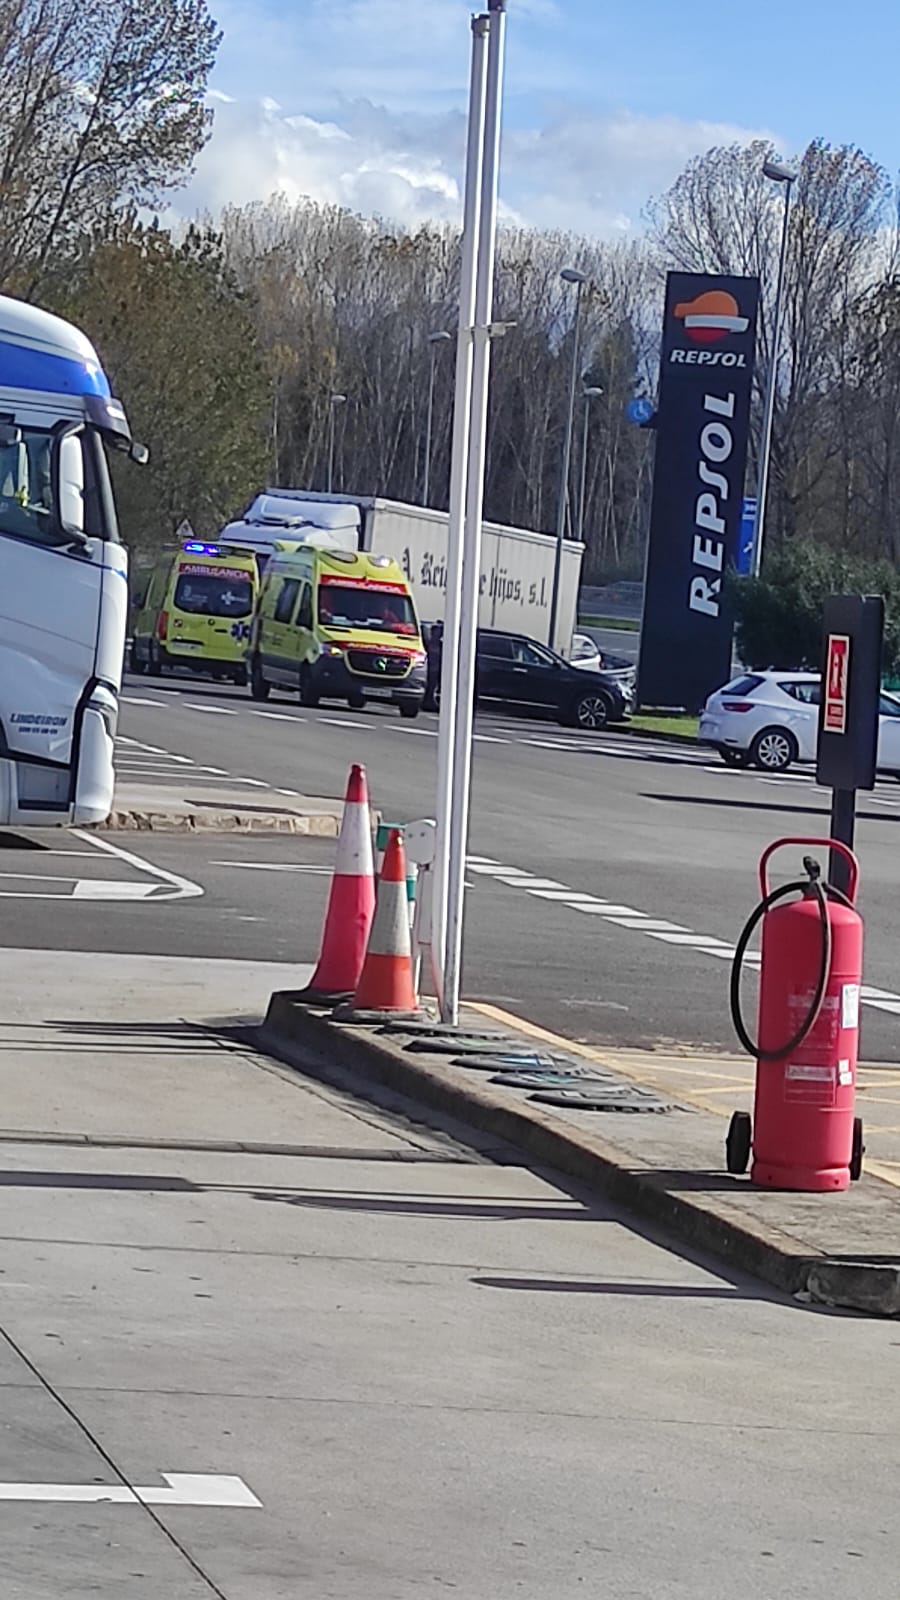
[548,267,588,651]
[423,330,451,505]
[327,392,346,494]
[753,159,795,579]
[577,384,603,545]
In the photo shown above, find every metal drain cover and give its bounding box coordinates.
[379,1020,501,1041]
[492,1071,618,1091]
[530,1086,672,1112]
[450,1051,596,1073]
[405,1035,521,1056]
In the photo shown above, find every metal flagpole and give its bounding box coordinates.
[443,0,507,1025]
[432,11,491,1015]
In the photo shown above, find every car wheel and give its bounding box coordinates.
[130,643,147,676]
[148,641,163,677]
[299,666,320,708]
[720,747,749,768]
[750,726,797,772]
[249,658,270,701]
[347,693,365,710]
[567,690,612,731]
[398,700,421,720]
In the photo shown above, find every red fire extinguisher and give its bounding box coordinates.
[727,837,864,1192]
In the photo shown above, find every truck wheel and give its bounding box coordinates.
[399,700,421,720]
[250,658,270,701]
[850,1116,865,1181]
[726,1111,752,1175]
[347,693,365,710]
[299,666,320,708]
[233,665,248,687]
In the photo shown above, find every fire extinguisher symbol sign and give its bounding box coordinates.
[824,633,850,733]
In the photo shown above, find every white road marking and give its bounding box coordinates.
[185,703,237,715]
[315,717,370,729]
[525,889,604,903]
[0,1473,260,1508]
[603,917,691,932]
[501,877,566,891]
[73,881,159,900]
[391,725,438,737]
[275,788,302,797]
[644,931,734,948]
[72,831,204,902]
[209,862,331,874]
[121,696,167,707]
[472,734,511,744]
[251,711,307,722]
[571,902,637,917]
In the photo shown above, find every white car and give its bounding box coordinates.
[699,670,900,774]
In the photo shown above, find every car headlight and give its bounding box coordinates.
[410,651,426,666]
[324,644,344,657]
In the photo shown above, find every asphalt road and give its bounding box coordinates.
[5,668,900,1061]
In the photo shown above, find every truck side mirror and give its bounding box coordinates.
[53,430,86,544]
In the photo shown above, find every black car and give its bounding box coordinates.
[424,625,634,730]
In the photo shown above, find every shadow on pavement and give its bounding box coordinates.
[471,1275,747,1298]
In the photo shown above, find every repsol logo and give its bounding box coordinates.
[689,391,735,620]
[670,349,747,367]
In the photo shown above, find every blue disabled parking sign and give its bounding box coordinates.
[626,396,654,425]
[735,497,758,576]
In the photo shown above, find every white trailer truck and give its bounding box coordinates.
[0,295,144,828]
[219,490,583,651]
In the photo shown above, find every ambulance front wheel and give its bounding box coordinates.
[299,666,320,708]
[726,1111,752,1175]
[850,1116,865,1182]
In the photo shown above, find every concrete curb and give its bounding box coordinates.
[101,807,340,835]
[261,994,833,1302]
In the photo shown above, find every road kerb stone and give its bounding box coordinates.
[101,806,340,835]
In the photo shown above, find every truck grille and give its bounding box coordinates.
[346,650,410,680]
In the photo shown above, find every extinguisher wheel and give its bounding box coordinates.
[850,1117,865,1183]
[726,1111,752,1175]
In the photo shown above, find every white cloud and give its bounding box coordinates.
[179,90,779,240]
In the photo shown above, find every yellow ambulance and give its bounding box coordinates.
[249,546,426,716]
[131,540,259,683]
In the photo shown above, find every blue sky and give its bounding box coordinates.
[184,0,899,234]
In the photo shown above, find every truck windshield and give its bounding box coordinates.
[0,425,54,546]
[174,572,253,617]
[319,584,417,636]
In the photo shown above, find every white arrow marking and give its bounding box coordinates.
[71,831,203,902]
[0,1473,260,1507]
[72,880,159,900]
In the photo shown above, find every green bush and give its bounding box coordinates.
[730,542,900,678]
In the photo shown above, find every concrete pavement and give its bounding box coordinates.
[2,946,900,1594]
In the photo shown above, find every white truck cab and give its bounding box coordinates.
[0,295,144,827]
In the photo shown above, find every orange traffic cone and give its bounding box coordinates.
[300,764,376,1003]
[350,829,418,1014]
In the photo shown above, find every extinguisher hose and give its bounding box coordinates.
[730,868,835,1062]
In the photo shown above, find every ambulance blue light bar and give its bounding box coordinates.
[183,542,221,555]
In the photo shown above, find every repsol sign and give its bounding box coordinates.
[637,272,760,711]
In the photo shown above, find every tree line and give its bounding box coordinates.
[2,0,899,589]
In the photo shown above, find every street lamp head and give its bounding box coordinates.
[428,330,451,345]
[582,385,604,399]
[560,267,588,286]
[763,158,795,185]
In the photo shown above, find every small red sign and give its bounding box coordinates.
[824,634,850,734]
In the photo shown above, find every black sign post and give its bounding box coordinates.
[816,594,884,894]
[637,272,760,711]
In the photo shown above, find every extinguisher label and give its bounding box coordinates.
[841,983,860,1029]
[785,991,840,1104]
[838,1059,853,1086]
